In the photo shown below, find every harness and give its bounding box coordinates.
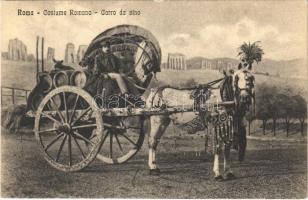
[149,78,224,108]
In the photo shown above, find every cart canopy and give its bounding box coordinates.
[82,25,162,92]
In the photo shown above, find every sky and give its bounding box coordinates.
[1,1,307,62]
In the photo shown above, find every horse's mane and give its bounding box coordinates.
[220,75,234,102]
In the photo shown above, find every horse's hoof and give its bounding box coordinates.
[225,172,235,180]
[214,175,223,181]
[149,168,160,176]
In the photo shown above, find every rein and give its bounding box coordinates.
[158,78,224,91]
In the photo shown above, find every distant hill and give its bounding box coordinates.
[255,58,306,79]
[186,57,307,79]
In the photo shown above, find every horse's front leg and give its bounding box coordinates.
[213,139,223,180]
[148,115,170,175]
[224,143,235,180]
[238,122,247,161]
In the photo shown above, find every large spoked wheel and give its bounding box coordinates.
[95,116,145,164]
[34,86,104,172]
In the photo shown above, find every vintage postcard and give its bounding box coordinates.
[1,0,307,198]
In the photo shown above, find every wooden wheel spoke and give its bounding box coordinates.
[72,135,86,159]
[134,42,148,68]
[68,134,72,166]
[73,131,94,146]
[114,134,124,153]
[109,133,113,158]
[72,124,97,130]
[118,95,135,107]
[69,94,80,124]
[125,126,140,130]
[62,92,68,122]
[38,128,58,134]
[41,112,61,124]
[50,96,65,123]
[71,107,92,126]
[118,133,137,147]
[101,131,109,147]
[44,132,65,151]
[94,117,145,164]
[89,133,97,140]
[56,135,67,162]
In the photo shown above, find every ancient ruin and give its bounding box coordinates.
[46,47,55,62]
[77,45,88,63]
[64,43,75,63]
[8,38,28,61]
[166,53,187,70]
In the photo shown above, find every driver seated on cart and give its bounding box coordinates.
[80,41,141,106]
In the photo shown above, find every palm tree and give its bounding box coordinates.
[238,41,264,70]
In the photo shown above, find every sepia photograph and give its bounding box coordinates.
[0,0,307,198]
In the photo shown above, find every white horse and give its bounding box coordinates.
[145,68,254,180]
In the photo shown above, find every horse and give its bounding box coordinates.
[145,68,255,180]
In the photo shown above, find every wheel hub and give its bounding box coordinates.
[56,123,71,134]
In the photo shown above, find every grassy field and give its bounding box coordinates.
[1,128,307,198]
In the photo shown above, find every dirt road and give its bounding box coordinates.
[1,130,307,198]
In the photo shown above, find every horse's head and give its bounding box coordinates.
[219,68,255,114]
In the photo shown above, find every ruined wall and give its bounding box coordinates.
[64,43,75,63]
[47,47,55,61]
[76,45,88,63]
[8,38,27,61]
[167,53,187,70]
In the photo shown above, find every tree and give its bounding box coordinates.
[238,41,264,70]
[279,93,295,137]
[255,83,272,135]
[292,95,307,136]
[268,87,283,136]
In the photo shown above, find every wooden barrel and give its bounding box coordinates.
[37,72,53,94]
[70,69,90,88]
[52,70,73,88]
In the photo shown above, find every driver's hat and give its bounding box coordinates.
[100,41,111,48]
